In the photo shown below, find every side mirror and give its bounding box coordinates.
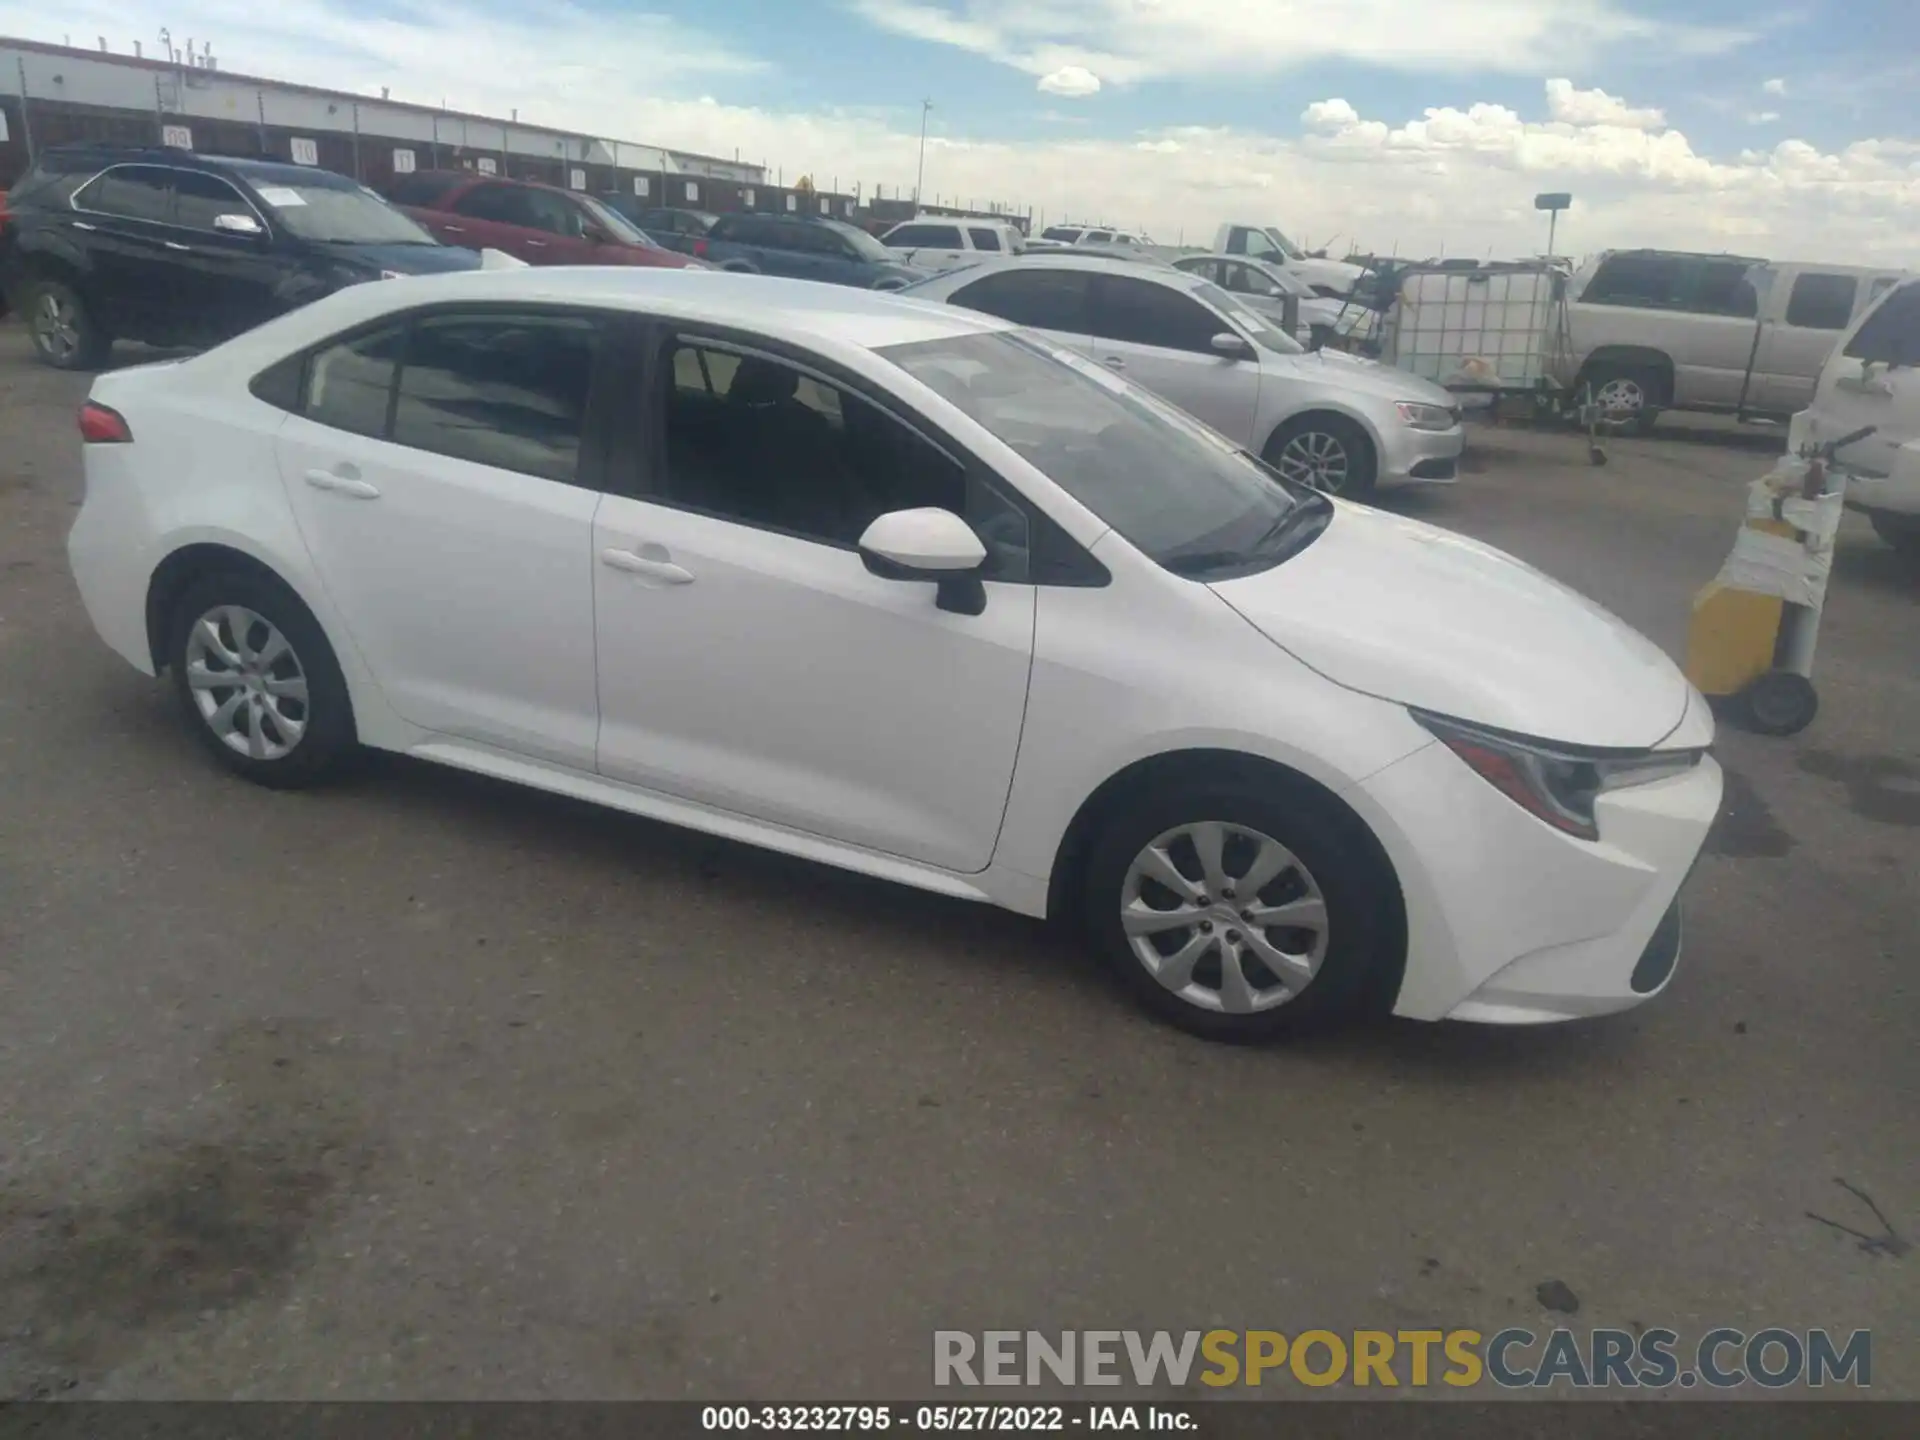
[857,507,989,616]
[214,212,264,238]
[1211,332,1254,360]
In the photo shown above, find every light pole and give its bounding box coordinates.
[1534,191,1572,260]
[914,99,932,207]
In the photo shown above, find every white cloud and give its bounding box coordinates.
[1544,78,1665,130]
[1037,65,1101,97]
[1763,77,1788,95]
[1747,110,1781,124]
[849,0,1753,84]
[1302,99,1362,129]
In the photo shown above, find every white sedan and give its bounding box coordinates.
[69,269,1720,1041]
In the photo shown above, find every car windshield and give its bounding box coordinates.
[578,195,658,247]
[1245,226,1304,262]
[251,181,437,244]
[1040,227,1081,242]
[829,221,895,262]
[879,329,1327,577]
[1192,280,1305,355]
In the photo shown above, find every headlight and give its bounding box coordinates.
[1395,401,1458,431]
[1413,710,1705,841]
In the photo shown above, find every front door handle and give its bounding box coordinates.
[439,223,466,234]
[1102,355,1126,370]
[164,240,191,252]
[601,547,694,585]
[70,220,97,232]
[303,467,381,499]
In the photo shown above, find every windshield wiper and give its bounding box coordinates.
[1249,489,1333,555]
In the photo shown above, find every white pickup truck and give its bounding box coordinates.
[879,217,1026,273]
[1215,222,1366,298]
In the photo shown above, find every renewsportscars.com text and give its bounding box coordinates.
[933,1328,1872,1390]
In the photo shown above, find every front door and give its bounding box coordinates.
[1087,273,1261,445]
[167,170,283,343]
[591,332,1036,873]
[272,308,608,768]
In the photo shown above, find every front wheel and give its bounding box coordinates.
[1082,781,1398,1042]
[24,278,111,370]
[167,571,357,788]
[1265,414,1378,498]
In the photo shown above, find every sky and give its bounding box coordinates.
[7,0,1918,262]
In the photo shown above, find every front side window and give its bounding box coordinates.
[1584,255,1681,307]
[1090,276,1228,354]
[391,315,599,482]
[659,339,1026,574]
[948,269,1091,333]
[521,188,588,238]
[886,225,940,247]
[1785,273,1858,331]
[73,165,172,223]
[1845,282,1920,366]
[967,227,1003,253]
[454,184,533,226]
[1191,281,1302,355]
[881,330,1317,578]
[172,171,259,232]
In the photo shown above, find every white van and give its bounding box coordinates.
[1789,275,1920,556]
[879,217,1026,272]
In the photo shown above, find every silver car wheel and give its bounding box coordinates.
[31,291,80,362]
[1594,376,1646,415]
[1276,429,1351,494]
[1120,821,1330,1015]
[183,605,310,761]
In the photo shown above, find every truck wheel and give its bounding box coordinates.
[1585,364,1664,435]
[1868,511,1920,557]
[1737,670,1818,737]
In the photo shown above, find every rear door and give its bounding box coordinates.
[66,164,178,339]
[943,268,1093,353]
[1747,267,1859,414]
[1086,273,1260,444]
[272,307,610,767]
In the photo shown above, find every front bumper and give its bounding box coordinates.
[1350,741,1723,1024]
[1378,421,1465,487]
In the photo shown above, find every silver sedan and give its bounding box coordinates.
[900,255,1462,496]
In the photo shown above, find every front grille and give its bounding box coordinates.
[1630,901,1683,993]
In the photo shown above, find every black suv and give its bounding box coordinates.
[0,146,483,369]
[596,199,716,255]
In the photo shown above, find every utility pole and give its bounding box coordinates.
[914,99,932,207]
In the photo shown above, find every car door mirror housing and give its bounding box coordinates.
[1211,331,1255,360]
[214,212,264,237]
[857,507,989,615]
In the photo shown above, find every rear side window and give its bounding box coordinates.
[306,325,405,438]
[1785,273,1858,330]
[1845,283,1920,366]
[1090,276,1224,354]
[73,165,173,223]
[391,315,599,483]
[967,227,1003,252]
[949,270,1091,332]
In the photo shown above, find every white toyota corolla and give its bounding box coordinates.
[68,269,1721,1041]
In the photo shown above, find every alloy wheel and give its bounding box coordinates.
[183,605,310,761]
[1276,430,1351,493]
[31,292,79,362]
[1594,376,1645,416]
[1120,821,1330,1015]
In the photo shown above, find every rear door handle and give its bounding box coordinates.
[439,223,466,234]
[526,239,547,249]
[164,240,191,252]
[1102,355,1126,370]
[70,220,97,232]
[601,547,694,584]
[303,467,381,499]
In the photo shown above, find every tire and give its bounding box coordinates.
[23,276,111,371]
[166,570,356,788]
[1264,413,1378,498]
[1868,510,1920,557]
[719,260,759,275]
[1082,778,1398,1042]
[1737,669,1818,737]
[1584,363,1664,435]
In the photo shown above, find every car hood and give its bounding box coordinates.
[1291,257,1367,293]
[313,241,484,274]
[1266,349,1456,407]
[1208,503,1692,748]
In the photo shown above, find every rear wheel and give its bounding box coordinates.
[167,571,356,788]
[25,277,111,371]
[1265,413,1377,498]
[1584,363,1664,435]
[1082,780,1396,1042]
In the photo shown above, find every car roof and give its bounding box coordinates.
[948,253,1202,285]
[247,269,1015,354]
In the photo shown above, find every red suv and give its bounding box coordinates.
[390,171,699,269]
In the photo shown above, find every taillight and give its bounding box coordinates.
[692,238,708,258]
[78,401,132,444]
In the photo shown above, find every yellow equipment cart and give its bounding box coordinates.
[1685,424,1876,735]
